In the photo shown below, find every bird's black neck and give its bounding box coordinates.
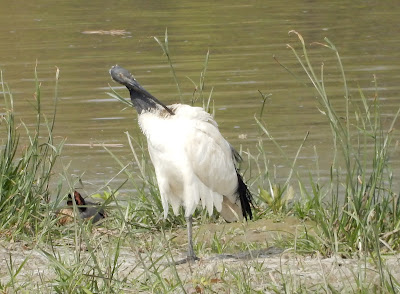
[129,88,174,115]
[129,88,159,114]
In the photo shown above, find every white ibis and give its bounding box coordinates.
[58,191,106,225]
[110,65,253,262]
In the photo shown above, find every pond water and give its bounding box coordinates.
[0,0,400,196]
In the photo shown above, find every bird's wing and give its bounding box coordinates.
[184,114,238,200]
[172,105,237,195]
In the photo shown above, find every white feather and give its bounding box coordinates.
[138,104,239,219]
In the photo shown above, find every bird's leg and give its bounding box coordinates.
[186,216,198,262]
[172,216,199,265]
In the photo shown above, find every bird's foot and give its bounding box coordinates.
[174,255,199,265]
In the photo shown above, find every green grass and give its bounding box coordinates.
[288,30,400,257]
[0,67,64,238]
[1,31,400,293]
[256,30,400,292]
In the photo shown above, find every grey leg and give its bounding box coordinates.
[186,216,198,262]
[171,216,199,265]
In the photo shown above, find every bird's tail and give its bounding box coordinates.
[219,171,253,222]
[236,171,253,220]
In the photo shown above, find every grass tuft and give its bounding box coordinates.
[0,67,64,238]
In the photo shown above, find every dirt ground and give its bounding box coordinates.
[1,218,399,292]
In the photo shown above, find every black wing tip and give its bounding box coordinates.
[236,171,253,220]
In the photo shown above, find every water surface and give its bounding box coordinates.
[0,0,399,195]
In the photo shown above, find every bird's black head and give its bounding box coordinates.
[109,65,174,115]
[110,65,137,88]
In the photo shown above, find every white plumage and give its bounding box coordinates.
[110,65,253,262]
[140,104,240,220]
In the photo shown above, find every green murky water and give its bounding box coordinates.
[1,0,399,194]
